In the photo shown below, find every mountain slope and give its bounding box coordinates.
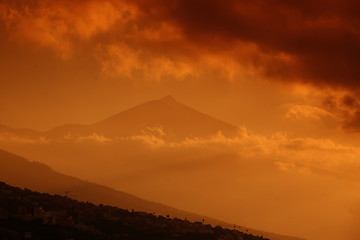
[47,96,238,140]
[0,124,42,138]
[1,182,269,240]
[0,149,304,240]
[0,148,210,222]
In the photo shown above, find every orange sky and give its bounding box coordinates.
[1,0,360,135]
[1,1,360,240]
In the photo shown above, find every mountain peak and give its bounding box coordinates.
[49,96,238,140]
[159,95,177,102]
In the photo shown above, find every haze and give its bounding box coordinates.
[1,1,360,240]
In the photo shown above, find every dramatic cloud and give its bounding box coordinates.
[284,104,337,121]
[96,43,194,82]
[0,0,136,58]
[131,0,360,87]
[3,0,359,87]
[318,90,360,132]
[1,0,360,131]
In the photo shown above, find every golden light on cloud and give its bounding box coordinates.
[0,0,136,58]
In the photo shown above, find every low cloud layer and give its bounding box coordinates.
[1,128,360,240]
[131,129,360,180]
[2,126,360,182]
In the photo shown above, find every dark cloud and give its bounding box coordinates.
[342,94,359,109]
[131,0,360,89]
[3,0,359,88]
[344,111,360,133]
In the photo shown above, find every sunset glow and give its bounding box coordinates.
[1,1,360,240]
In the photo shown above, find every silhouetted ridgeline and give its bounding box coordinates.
[0,149,304,240]
[0,182,268,240]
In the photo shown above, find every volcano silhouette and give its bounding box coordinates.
[47,95,238,141]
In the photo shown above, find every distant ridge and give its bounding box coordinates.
[0,123,42,138]
[0,148,219,223]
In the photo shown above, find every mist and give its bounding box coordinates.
[1,129,359,240]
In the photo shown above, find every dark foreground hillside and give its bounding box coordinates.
[0,182,268,240]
